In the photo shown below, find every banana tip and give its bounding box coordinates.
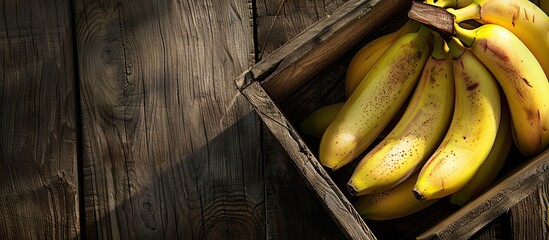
[347,183,358,197]
[412,188,426,201]
[322,165,335,173]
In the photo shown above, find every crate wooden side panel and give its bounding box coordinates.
[417,149,549,240]
[240,81,376,240]
[254,0,348,60]
[255,0,354,238]
[261,0,410,102]
[276,8,409,129]
[507,183,549,239]
[235,0,412,102]
[262,124,347,240]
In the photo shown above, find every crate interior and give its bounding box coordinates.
[257,8,531,240]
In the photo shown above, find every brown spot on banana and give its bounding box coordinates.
[477,41,532,101]
[522,77,533,88]
[527,109,544,150]
[467,83,479,91]
[516,88,525,99]
[429,75,436,84]
[511,3,521,27]
[479,39,510,62]
[539,110,542,122]
[526,109,536,122]
[430,151,448,174]
[390,51,422,84]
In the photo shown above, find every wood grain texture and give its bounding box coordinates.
[75,0,264,238]
[258,0,411,102]
[241,81,376,239]
[1,0,547,239]
[0,0,80,239]
[255,0,348,60]
[470,215,506,239]
[418,149,549,240]
[262,125,346,239]
[254,0,351,239]
[507,183,549,239]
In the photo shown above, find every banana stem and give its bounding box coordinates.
[417,24,433,39]
[447,36,466,59]
[426,0,456,8]
[456,0,475,8]
[453,23,475,47]
[448,3,481,23]
[431,32,449,60]
[401,20,421,35]
[417,25,435,52]
[409,2,456,37]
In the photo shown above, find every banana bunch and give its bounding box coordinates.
[318,25,432,171]
[413,37,501,200]
[348,33,454,196]
[298,0,548,220]
[428,0,549,78]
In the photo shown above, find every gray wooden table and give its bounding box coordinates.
[0,0,547,239]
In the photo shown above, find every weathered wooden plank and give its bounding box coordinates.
[507,183,549,239]
[469,215,506,239]
[417,149,549,240]
[254,0,350,238]
[75,0,264,238]
[254,0,348,60]
[0,0,80,239]
[241,81,376,239]
[262,126,346,239]
[257,0,412,102]
[276,11,410,126]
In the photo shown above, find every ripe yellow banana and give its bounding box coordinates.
[447,0,549,78]
[299,101,405,140]
[347,33,454,196]
[354,172,438,221]
[319,25,432,171]
[300,103,344,138]
[345,20,420,97]
[455,23,549,156]
[346,36,394,98]
[413,38,501,201]
[449,98,512,206]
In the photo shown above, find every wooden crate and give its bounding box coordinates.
[234,0,549,239]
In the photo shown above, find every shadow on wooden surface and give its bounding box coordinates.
[82,109,345,239]
[0,0,80,238]
[1,0,547,239]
